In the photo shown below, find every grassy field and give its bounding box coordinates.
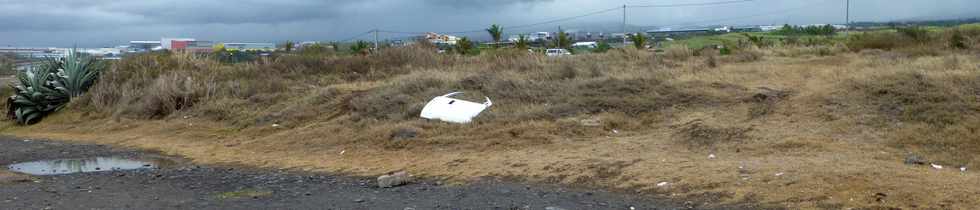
[3,25,980,209]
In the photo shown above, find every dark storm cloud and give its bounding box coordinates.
[0,0,349,30]
[1,0,978,47]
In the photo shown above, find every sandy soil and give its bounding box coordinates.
[0,136,764,209]
[7,109,979,209]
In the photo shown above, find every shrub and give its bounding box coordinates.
[846,71,980,127]
[664,45,693,61]
[594,41,612,53]
[454,37,477,55]
[350,41,371,55]
[0,53,15,75]
[7,49,105,124]
[897,27,930,42]
[629,33,648,49]
[846,32,906,51]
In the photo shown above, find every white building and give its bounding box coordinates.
[222,43,276,51]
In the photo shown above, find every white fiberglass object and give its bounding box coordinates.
[420,92,492,124]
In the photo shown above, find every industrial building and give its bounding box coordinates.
[161,38,195,50]
[128,41,162,52]
[222,43,276,51]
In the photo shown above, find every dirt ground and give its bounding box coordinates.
[0,136,777,209]
[7,111,979,210]
[5,50,980,209]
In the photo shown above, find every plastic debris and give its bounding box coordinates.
[708,154,716,159]
[961,167,967,172]
[339,150,346,155]
[272,123,280,127]
[656,182,669,187]
[931,164,943,170]
[420,92,492,124]
[775,172,785,177]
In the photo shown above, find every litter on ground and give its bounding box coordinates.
[420,92,492,124]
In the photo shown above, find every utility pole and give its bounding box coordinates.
[845,0,850,36]
[622,4,628,47]
[558,25,564,48]
[373,29,379,52]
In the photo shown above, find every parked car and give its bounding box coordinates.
[545,48,571,57]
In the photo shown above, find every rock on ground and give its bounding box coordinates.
[378,171,413,188]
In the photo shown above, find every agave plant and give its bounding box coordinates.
[6,49,103,124]
[50,50,104,97]
[8,67,68,124]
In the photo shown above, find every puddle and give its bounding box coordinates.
[6,157,164,175]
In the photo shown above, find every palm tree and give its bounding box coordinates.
[282,40,295,52]
[350,41,371,55]
[629,33,648,49]
[486,24,503,45]
[456,37,474,55]
[557,30,572,49]
[515,34,530,50]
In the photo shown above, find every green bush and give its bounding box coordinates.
[6,49,105,124]
[897,27,930,42]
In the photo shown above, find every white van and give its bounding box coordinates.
[545,48,572,57]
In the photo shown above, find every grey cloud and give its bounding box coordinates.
[0,0,978,47]
[421,0,555,9]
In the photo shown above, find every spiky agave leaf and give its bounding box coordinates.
[6,49,105,125]
[55,49,104,97]
[8,59,69,124]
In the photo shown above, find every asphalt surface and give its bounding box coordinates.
[0,136,765,210]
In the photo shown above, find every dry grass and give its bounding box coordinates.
[5,26,980,209]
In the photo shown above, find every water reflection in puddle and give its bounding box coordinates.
[6,157,164,175]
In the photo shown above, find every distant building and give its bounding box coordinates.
[0,47,67,58]
[425,32,460,45]
[161,38,195,50]
[222,43,276,51]
[646,28,713,38]
[128,41,161,52]
[760,25,784,32]
[80,48,122,57]
[572,42,598,48]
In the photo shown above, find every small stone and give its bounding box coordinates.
[378,171,413,188]
[545,207,568,210]
[353,198,365,203]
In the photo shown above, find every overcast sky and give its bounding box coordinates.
[1,0,978,47]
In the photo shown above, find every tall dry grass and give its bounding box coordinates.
[43,25,980,165]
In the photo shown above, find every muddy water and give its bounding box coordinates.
[6,157,163,175]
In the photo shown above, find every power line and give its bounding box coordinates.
[635,0,835,30]
[629,0,754,8]
[337,30,375,42]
